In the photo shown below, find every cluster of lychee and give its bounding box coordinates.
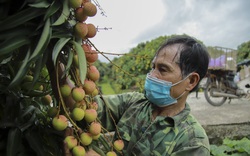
[53,52,101,155]
[72,0,97,40]
[41,0,125,155]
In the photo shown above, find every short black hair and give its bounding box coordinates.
[156,35,210,92]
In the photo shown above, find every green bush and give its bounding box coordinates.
[210,137,250,156]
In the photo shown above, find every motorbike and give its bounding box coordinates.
[203,46,250,106]
[204,69,249,106]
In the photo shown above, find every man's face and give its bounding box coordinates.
[150,44,188,98]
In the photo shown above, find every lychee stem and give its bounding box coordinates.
[87,39,134,77]
[56,61,80,130]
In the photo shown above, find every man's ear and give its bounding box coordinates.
[186,73,200,91]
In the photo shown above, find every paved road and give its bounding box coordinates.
[188,77,250,126]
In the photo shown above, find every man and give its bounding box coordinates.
[91,35,210,155]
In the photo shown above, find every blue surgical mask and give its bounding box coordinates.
[144,73,191,107]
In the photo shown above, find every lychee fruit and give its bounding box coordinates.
[75,7,88,22]
[47,107,58,118]
[84,108,97,122]
[85,49,98,63]
[92,133,101,140]
[83,79,96,95]
[91,88,99,97]
[72,145,86,156]
[80,132,93,146]
[72,87,85,102]
[71,107,85,121]
[82,44,92,53]
[89,121,101,135]
[113,139,124,151]
[87,65,100,81]
[86,23,97,38]
[73,54,79,68]
[69,0,82,9]
[38,84,44,91]
[83,2,97,17]
[90,102,98,110]
[23,75,33,82]
[106,151,117,156]
[41,94,52,105]
[60,84,72,97]
[52,115,68,131]
[64,136,78,150]
[75,100,87,110]
[74,22,88,39]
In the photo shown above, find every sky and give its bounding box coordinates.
[87,0,250,62]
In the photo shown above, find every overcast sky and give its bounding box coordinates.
[87,0,250,62]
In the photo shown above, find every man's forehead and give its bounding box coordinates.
[157,43,183,55]
[154,45,181,63]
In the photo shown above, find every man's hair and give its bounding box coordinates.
[156,35,210,92]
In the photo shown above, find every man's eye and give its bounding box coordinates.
[159,68,167,72]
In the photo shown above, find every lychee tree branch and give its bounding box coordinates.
[87,39,135,78]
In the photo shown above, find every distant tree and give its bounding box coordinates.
[237,41,250,62]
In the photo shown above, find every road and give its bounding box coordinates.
[188,77,250,126]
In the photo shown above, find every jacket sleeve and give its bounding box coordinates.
[94,92,144,131]
[170,119,210,156]
[170,146,210,156]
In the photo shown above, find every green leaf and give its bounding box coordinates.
[52,0,70,26]
[8,49,31,89]
[0,7,46,32]
[19,112,37,132]
[0,37,30,58]
[31,50,48,89]
[22,89,52,97]
[20,105,36,118]
[29,18,51,62]
[6,128,21,156]
[223,137,238,148]
[0,26,34,40]
[52,37,71,66]
[64,48,74,75]
[44,0,61,21]
[29,0,50,8]
[25,130,45,156]
[210,144,231,156]
[51,30,73,39]
[71,40,87,84]
[235,137,250,154]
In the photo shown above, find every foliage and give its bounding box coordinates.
[210,137,250,156]
[99,83,115,95]
[0,0,105,155]
[237,41,250,62]
[0,91,64,155]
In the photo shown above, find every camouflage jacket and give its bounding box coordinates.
[95,92,210,156]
